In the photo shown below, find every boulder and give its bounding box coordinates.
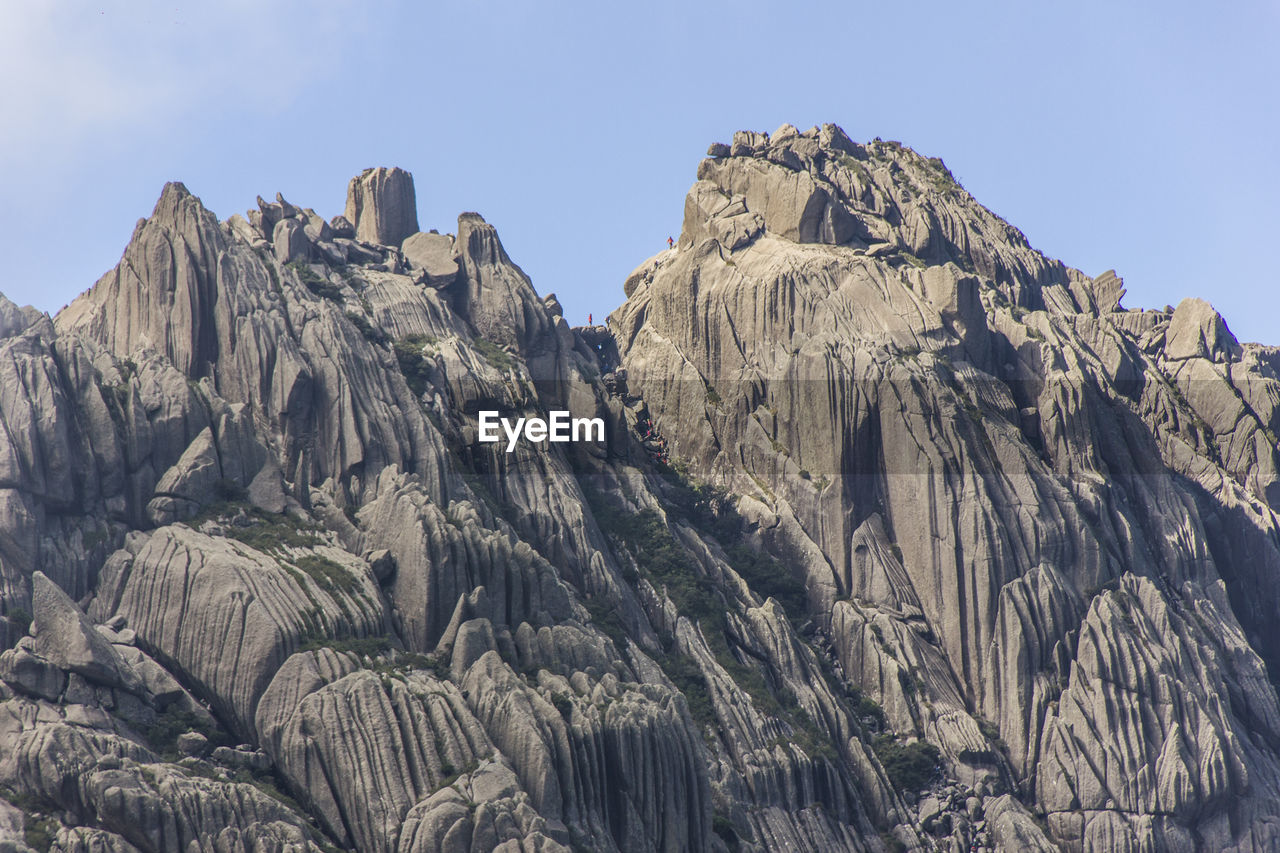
[730,130,768,156]
[697,156,856,244]
[401,231,459,288]
[146,427,222,525]
[247,458,287,514]
[0,644,66,700]
[255,194,285,236]
[30,572,130,689]
[330,214,355,239]
[177,731,208,756]
[272,218,310,264]
[301,208,333,244]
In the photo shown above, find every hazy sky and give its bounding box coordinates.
[2,2,1276,342]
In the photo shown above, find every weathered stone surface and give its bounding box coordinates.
[985,794,1056,851]
[273,217,311,264]
[1164,296,1241,362]
[51,826,144,852]
[95,525,385,735]
[345,167,419,247]
[401,231,459,288]
[0,644,66,700]
[257,650,494,853]
[612,125,1280,851]
[329,213,355,239]
[0,800,29,848]
[29,572,130,689]
[698,156,855,244]
[4,127,1280,852]
[1090,269,1126,313]
[0,294,44,341]
[454,212,554,355]
[0,715,319,851]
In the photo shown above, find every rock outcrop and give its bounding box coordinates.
[610,123,1280,851]
[2,125,1278,852]
[345,167,420,247]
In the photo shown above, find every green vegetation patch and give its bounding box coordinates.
[432,759,479,794]
[585,492,720,623]
[848,686,889,732]
[223,510,325,552]
[346,311,389,344]
[189,503,326,553]
[582,471,847,765]
[143,706,234,761]
[301,634,391,658]
[724,543,807,621]
[657,651,716,728]
[836,153,869,181]
[473,336,514,370]
[873,734,941,792]
[394,335,435,397]
[24,816,57,852]
[712,813,742,851]
[583,597,627,649]
[654,468,807,620]
[287,260,343,301]
[292,554,359,595]
[550,692,574,720]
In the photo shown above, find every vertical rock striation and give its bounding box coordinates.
[1,127,1278,851]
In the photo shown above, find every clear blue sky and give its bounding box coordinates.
[2,2,1276,343]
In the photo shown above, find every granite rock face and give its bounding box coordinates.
[2,128,1278,852]
[611,124,1280,851]
[345,167,420,247]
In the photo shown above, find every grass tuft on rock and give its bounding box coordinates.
[291,554,359,595]
[473,336,514,370]
[287,260,343,301]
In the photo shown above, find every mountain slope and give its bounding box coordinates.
[0,128,1278,852]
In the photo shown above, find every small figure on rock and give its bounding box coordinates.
[588,313,593,325]
[667,236,674,249]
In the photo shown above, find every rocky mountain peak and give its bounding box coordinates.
[690,123,1121,315]
[344,166,419,246]
[56,179,227,377]
[1165,296,1241,362]
[2,126,1280,853]
[609,123,1280,850]
[0,293,47,341]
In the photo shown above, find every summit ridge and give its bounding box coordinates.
[0,124,1278,852]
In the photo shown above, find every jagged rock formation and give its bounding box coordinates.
[612,124,1280,851]
[1,123,1278,852]
[346,167,420,248]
